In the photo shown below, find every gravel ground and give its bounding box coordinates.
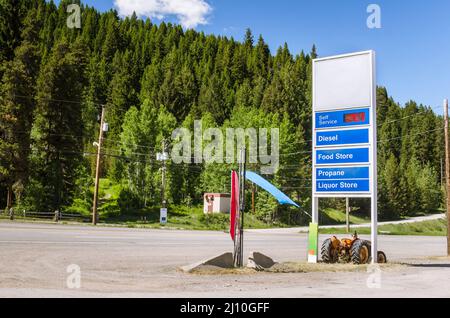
[0,221,449,298]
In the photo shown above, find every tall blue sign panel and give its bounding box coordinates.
[310,50,378,264]
[313,108,372,195]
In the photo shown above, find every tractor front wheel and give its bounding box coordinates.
[377,251,387,264]
[321,238,338,263]
[350,239,371,264]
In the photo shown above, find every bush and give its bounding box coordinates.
[199,213,229,230]
[118,187,142,214]
[65,199,91,216]
[99,201,121,218]
[19,179,46,211]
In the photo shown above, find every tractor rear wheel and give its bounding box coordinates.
[321,238,338,263]
[350,239,371,264]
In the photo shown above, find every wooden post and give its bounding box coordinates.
[445,98,450,256]
[161,139,167,211]
[346,197,350,233]
[251,184,256,214]
[92,106,106,225]
[6,185,12,211]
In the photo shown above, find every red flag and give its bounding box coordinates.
[230,171,239,241]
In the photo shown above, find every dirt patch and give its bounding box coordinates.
[183,262,405,275]
[424,256,450,261]
[183,265,257,275]
[267,262,404,273]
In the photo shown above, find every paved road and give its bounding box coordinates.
[0,222,449,298]
[248,213,447,234]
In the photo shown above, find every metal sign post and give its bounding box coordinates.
[234,147,247,268]
[311,51,378,264]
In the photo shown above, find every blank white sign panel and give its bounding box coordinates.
[314,52,372,111]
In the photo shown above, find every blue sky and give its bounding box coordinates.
[63,0,450,111]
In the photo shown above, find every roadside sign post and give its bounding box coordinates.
[160,207,168,225]
[310,51,378,264]
[444,98,450,256]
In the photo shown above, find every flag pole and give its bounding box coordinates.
[239,147,247,267]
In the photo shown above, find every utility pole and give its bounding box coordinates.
[161,139,167,211]
[445,98,450,256]
[157,139,169,224]
[92,106,106,225]
[6,185,12,212]
[346,197,350,233]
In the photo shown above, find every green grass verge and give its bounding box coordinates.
[102,205,273,231]
[90,178,286,230]
[320,208,369,225]
[320,219,447,236]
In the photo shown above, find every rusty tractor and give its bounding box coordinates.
[321,232,387,265]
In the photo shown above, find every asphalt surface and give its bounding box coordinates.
[0,221,449,298]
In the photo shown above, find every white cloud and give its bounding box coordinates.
[114,0,212,29]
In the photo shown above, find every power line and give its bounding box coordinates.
[103,137,158,151]
[379,104,444,127]
[29,148,157,165]
[12,93,95,106]
[282,178,313,181]
[378,127,444,143]
[281,186,312,190]
[22,127,446,163]
[103,147,154,158]
[11,93,445,129]
[12,129,91,141]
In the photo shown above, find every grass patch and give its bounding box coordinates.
[102,205,273,231]
[268,262,383,273]
[320,208,369,225]
[320,219,447,236]
[98,179,123,199]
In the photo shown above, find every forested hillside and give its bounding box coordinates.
[0,0,444,224]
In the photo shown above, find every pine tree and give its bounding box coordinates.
[377,87,390,125]
[0,0,29,63]
[0,6,41,208]
[31,39,87,211]
[198,74,228,124]
[253,35,270,79]
[0,46,38,207]
[382,154,404,219]
[106,51,137,141]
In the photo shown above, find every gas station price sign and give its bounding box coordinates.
[344,112,366,123]
[315,108,370,130]
[310,50,378,264]
[312,52,376,197]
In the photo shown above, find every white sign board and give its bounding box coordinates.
[314,53,373,110]
[160,208,168,225]
[311,51,378,263]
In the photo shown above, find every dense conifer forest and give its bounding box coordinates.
[0,0,444,224]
